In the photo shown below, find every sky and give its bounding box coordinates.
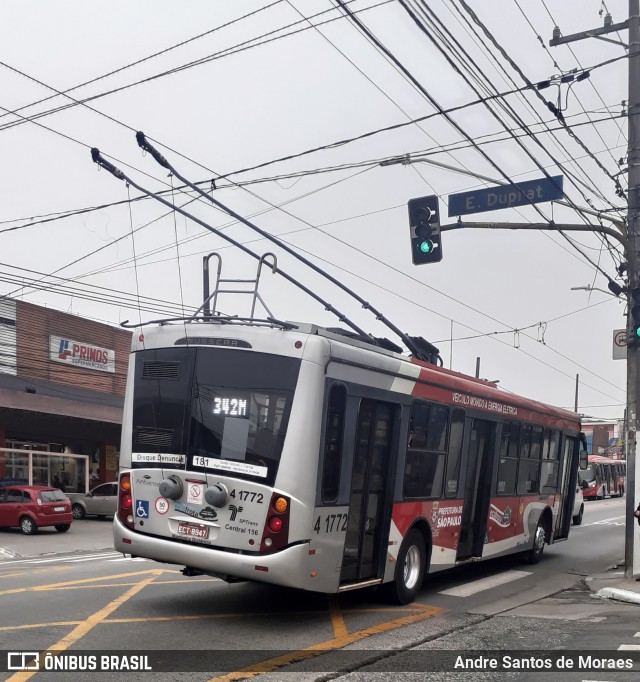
[0,0,631,422]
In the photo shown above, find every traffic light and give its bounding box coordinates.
[408,195,442,265]
[629,286,640,347]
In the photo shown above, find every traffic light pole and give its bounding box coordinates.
[549,1,639,579]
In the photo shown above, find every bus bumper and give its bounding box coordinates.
[113,516,313,590]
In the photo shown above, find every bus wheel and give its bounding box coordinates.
[525,520,546,564]
[385,529,426,605]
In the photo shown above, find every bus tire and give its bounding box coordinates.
[572,505,583,526]
[385,529,426,605]
[525,519,546,564]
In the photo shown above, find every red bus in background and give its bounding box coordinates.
[579,455,626,500]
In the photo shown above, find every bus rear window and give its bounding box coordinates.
[131,347,300,484]
[187,349,300,484]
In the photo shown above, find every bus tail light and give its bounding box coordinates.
[118,472,135,530]
[260,493,290,554]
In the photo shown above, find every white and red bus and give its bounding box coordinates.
[114,320,582,604]
[579,455,626,500]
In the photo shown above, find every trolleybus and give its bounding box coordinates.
[114,317,582,604]
[579,455,626,500]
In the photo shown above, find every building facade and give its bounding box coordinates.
[582,420,625,460]
[0,297,131,492]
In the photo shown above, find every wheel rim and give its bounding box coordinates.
[403,544,421,589]
[534,524,545,554]
[22,519,33,533]
[73,506,83,519]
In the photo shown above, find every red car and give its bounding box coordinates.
[0,485,73,534]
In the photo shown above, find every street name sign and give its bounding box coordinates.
[448,176,563,217]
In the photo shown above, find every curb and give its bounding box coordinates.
[597,587,640,605]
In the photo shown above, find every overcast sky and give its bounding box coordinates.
[0,0,631,421]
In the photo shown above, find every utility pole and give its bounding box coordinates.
[550,2,639,579]
[627,0,640,580]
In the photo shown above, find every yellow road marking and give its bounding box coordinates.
[31,577,218,592]
[0,569,175,596]
[207,603,444,682]
[0,621,82,631]
[328,596,348,639]
[0,605,427,633]
[6,572,161,682]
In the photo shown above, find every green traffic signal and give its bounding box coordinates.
[419,240,433,254]
[635,325,640,339]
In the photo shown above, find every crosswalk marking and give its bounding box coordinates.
[0,551,150,565]
[580,515,625,528]
[438,570,531,597]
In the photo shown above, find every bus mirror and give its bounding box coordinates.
[579,450,589,470]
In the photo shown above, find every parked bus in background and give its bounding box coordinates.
[113,316,583,605]
[579,455,626,500]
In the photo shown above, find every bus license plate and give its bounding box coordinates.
[177,521,209,540]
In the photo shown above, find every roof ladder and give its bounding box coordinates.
[196,251,278,321]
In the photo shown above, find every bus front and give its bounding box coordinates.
[114,324,320,588]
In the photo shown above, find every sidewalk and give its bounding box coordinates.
[587,560,640,606]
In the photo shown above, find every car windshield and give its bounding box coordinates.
[39,489,67,502]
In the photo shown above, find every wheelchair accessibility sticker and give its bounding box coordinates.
[135,499,149,518]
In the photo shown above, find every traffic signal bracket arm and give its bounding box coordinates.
[441,220,627,249]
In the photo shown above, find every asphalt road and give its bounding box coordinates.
[0,498,637,682]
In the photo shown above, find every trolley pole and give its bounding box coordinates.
[626,0,640,580]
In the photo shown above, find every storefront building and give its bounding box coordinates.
[0,297,131,492]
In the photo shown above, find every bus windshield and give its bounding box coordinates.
[131,347,301,484]
[578,465,595,484]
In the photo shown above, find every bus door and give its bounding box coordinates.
[556,435,577,538]
[340,399,396,584]
[456,419,496,561]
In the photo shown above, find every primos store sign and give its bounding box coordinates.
[49,336,115,374]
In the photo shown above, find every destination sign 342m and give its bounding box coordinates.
[448,176,563,217]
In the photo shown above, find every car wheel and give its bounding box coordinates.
[55,524,71,532]
[383,529,426,605]
[72,504,86,520]
[20,516,37,535]
[572,505,583,526]
[525,519,546,564]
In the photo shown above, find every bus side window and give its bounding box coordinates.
[321,384,347,504]
[497,423,518,495]
[444,409,464,497]
[540,429,560,494]
[404,402,447,499]
[517,424,541,494]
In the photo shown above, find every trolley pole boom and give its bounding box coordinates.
[89,147,370,339]
[133,132,433,363]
